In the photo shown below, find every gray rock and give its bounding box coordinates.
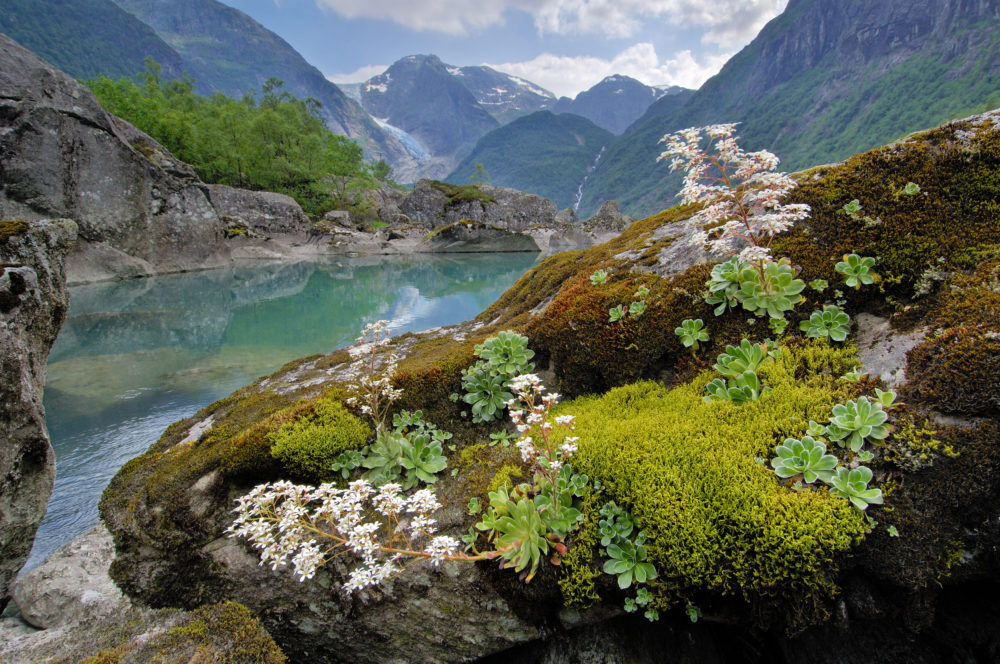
[0,34,229,283]
[0,219,77,612]
[322,209,352,226]
[583,200,632,234]
[419,220,540,253]
[11,526,127,629]
[555,208,579,225]
[206,185,310,236]
[854,313,927,388]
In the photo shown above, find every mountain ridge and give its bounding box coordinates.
[577,0,1000,217]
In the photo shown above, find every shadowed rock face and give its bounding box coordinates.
[0,33,229,283]
[0,219,77,612]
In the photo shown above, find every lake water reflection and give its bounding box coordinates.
[30,253,539,568]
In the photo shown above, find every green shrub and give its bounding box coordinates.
[269,396,371,482]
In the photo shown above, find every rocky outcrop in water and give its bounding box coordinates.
[0,218,76,612]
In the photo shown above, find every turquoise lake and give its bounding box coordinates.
[29,253,539,569]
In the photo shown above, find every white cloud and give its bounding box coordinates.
[486,43,733,98]
[327,64,390,84]
[313,0,787,40]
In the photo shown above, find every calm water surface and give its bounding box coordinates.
[29,253,539,569]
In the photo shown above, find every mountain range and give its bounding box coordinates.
[575,0,1000,217]
[1,0,997,216]
[447,112,614,210]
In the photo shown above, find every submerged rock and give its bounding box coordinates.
[0,218,76,612]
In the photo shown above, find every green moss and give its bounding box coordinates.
[428,181,496,207]
[561,343,867,622]
[158,601,285,663]
[0,219,29,242]
[486,464,524,494]
[525,265,757,396]
[904,325,1000,417]
[772,121,1000,303]
[883,410,954,472]
[556,492,603,609]
[858,420,1000,592]
[269,394,371,482]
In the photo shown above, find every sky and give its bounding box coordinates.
[220,0,789,98]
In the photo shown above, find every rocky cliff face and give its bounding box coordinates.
[0,33,228,282]
[578,0,1000,218]
[0,34,316,284]
[0,218,77,612]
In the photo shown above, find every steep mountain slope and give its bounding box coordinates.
[446,111,613,210]
[450,65,556,124]
[0,0,183,80]
[112,0,419,179]
[579,0,1000,217]
[554,75,680,134]
[360,55,500,173]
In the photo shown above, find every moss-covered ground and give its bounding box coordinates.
[99,113,1000,653]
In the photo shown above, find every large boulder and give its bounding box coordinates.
[0,33,230,283]
[206,185,311,236]
[418,220,541,253]
[0,218,76,612]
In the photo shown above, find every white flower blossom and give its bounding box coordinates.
[425,536,460,566]
[658,124,810,258]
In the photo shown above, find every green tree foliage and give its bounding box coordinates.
[87,59,382,216]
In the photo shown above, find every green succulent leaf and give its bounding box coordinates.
[609,304,627,323]
[737,260,805,319]
[771,436,839,483]
[826,465,884,511]
[827,396,890,452]
[713,339,777,378]
[492,496,550,581]
[799,305,851,342]
[590,269,609,285]
[835,253,877,289]
[674,318,710,350]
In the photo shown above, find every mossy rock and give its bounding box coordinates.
[773,118,1000,304]
[428,181,496,207]
[269,394,371,482]
[80,601,285,664]
[0,219,29,242]
[562,343,868,624]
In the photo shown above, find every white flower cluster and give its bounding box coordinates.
[506,374,579,477]
[228,478,460,593]
[344,320,403,429]
[659,123,810,262]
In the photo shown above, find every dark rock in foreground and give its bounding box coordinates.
[0,219,76,611]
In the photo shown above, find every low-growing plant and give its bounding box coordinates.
[675,318,710,351]
[476,486,551,582]
[269,398,371,482]
[462,367,512,424]
[826,396,890,452]
[461,330,535,424]
[835,253,877,289]
[800,305,851,342]
[713,339,778,378]
[827,466,884,511]
[589,269,609,285]
[704,370,770,404]
[737,258,806,320]
[771,436,838,484]
[603,534,656,589]
[608,304,627,323]
[331,449,364,479]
